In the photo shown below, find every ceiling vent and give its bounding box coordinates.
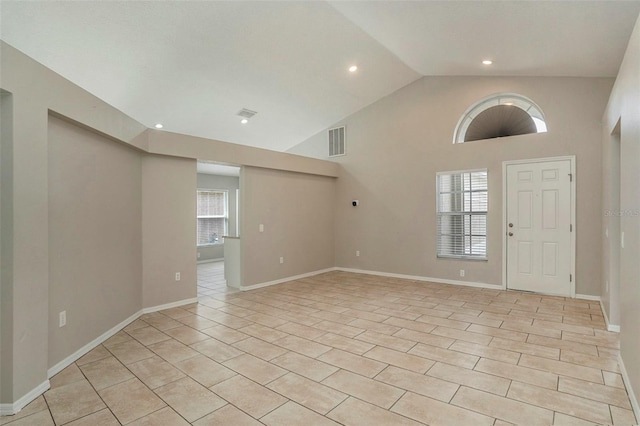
[237,108,258,119]
[328,126,346,157]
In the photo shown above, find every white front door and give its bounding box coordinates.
[506,159,573,296]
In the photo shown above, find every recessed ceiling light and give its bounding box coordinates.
[154,123,163,129]
[240,118,248,124]
[349,65,358,73]
[482,60,493,65]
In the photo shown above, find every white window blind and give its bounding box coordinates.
[437,170,488,259]
[197,190,228,245]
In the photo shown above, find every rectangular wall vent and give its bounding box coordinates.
[328,126,346,157]
[237,108,258,119]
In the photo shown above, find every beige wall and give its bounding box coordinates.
[48,116,142,366]
[290,76,613,296]
[142,155,197,308]
[197,174,240,261]
[602,14,640,414]
[241,166,335,286]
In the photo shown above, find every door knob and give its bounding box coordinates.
[508,223,514,228]
[508,232,513,236]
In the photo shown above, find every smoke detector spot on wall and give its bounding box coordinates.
[237,109,258,119]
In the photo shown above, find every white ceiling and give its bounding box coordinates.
[197,162,240,177]
[2,1,639,152]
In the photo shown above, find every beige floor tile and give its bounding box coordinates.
[348,318,401,335]
[49,363,85,389]
[393,328,455,348]
[384,317,438,334]
[65,408,120,425]
[261,401,341,426]
[79,356,135,390]
[364,346,434,373]
[343,309,390,323]
[490,336,560,359]
[98,378,165,424]
[408,342,479,369]
[127,326,171,346]
[562,331,619,349]
[449,341,521,364]
[271,351,339,381]
[467,324,528,342]
[452,386,554,425]
[507,381,611,424]
[210,375,287,418]
[44,380,106,425]
[154,377,226,422]
[431,326,493,345]
[175,354,237,387]
[200,325,250,344]
[267,372,348,414]
[276,321,327,340]
[103,330,134,348]
[1,410,54,426]
[560,349,620,372]
[238,324,289,342]
[610,405,638,425]
[232,336,287,361]
[244,313,288,328]
[164,325,210,345]
[177,314,219,330]
[448,313,502,328]
[0,396,48,425]
[193,404,262,426]
[603,371,625,389]
[273,334,332,358]
[147,339,200,364]
[127,407,190,426]
[140,314,183,331]
[107,339,155,365]
[426,362,511,396]
[223,353,287,384]
[552,412,599,425]
[322,369,404,409]
[314,333,375,355]
[392,391,494,426]
[375,365,459,402]
[499,319,561,338]
[190,338,244,362]
[312,320,365,338]
[327,396,423,426]
[526,334,598,356]
[127,355,185,389]
[355,330,416,352]
[558,377,632,409]
[76,345,112,366]
[319,348,387,378]
[159,307,193,319]
[519,354,603,383]
[475,358,558,389]
[415,314,471,330]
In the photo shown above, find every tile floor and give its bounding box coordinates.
[2,270,637,425]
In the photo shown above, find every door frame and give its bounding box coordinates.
[501,156,576,297]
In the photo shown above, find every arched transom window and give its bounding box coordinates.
[453,93,547,144]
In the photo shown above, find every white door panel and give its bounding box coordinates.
[506,160,572,296]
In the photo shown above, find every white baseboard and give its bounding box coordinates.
[335,267,503,290]
[0,380,50,416]
[576,294,601,301]
[240,267,336,291]
[142,297,199,314]
[599,300,621,333]
[197,258,223,264]
[47,310,142,378]
[618,353,640,422]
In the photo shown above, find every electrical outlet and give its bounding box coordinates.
[59,311,66,328]
[356,250,360,257]
[280,256,284,264]
[175,272,181,281]
[259,224,264,232]
[621,232,625,248]
[459,269,465,277]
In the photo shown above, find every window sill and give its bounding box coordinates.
[197,243,224,247]
[437,255,488,261]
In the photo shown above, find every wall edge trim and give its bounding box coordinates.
[618,353,640,422]
[0,380,50,416]
[142,297,198,314]
[240,268,336,291]
[599,299,621,333]
[575,294,601,301]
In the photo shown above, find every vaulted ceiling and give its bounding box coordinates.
[2,1,639,152]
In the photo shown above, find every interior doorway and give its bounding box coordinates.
[503,157,575,297]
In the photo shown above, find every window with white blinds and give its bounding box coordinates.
[436,170,488,259]
[197,190,228,246]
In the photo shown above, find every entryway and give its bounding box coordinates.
[504,157,575,297]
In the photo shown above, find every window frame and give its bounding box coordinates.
[436,169,488,260]
[196,188,229,246]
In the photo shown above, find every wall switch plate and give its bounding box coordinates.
[280,257,284,264]
[259,224,264,232]
[59,311,66,328]
[459,269,465,277]
[356,250,360,257]
[175,272,181,281]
